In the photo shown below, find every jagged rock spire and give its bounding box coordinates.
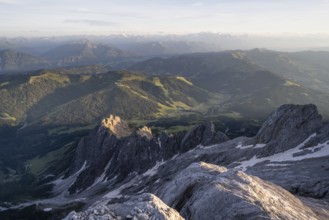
[102,114,132,138]
[137,126,153,140]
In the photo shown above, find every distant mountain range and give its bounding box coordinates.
[0,41,132,72]
[1,43,329,218]
[2,33,329,53]
[2,48,329,126]
[130,50,329,118]
[2,36,329,74]
[0,69,208,127]
[118,41,220,56]
[0,49,50,72]
[42,40,131,67]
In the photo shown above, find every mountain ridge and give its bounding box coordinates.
[55,104,329,219]
[0,49,50,73]
[1,104,329,219]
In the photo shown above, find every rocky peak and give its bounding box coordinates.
[85,40,97,49]
[255,104,322,156]
[101,115,132,138]
[68,119,229,194]
[72,39,97,48]
[64,193,184,220]
[180,121,229,151]
[137,126,153,140]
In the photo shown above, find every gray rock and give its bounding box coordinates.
[62,104,329,220]
[64,193,184,220]
[67,120,228,194]
[136,213,149,220]
[255,104,322,156]
[247,157,329,201]
[157,162,319,220]
[180,121,229,151]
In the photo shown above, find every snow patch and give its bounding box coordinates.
[236,134,329,171]
[104,179,135,199]
[265,163,291,167]
[86,159,113,191]
[254,144,266,149]
[52,160,88,195]
[236,143,266,149]
[143,160,165,177]
[43,208,52,212]
[157,137,162,148]
[200,144,218,150]
[236,144,253,149]
[171,154,179,160]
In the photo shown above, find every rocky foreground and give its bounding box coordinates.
[65,162,322,220]
[57,104,329,219]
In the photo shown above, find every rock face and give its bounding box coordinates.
[255,104,322,156]
[137,126,153,140]
[180,121,229,150]
[156,162,318,220]
[68,119,228,194]
[64,193,184,220]
[102,115,132,138]
[62,104,329,220]
[66,162,323,220]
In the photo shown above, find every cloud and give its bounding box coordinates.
[0,0,19,4]
[192,2,204,7]
[67,8,148,19]
[64,19,118,26]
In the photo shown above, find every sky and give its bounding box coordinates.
[1,0,329,37]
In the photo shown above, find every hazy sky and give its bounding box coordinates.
[1,0,329,36]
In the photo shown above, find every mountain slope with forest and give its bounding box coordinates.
[130,51,329,118]
[1,48,329,219]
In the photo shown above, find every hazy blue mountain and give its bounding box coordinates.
[118,41,221,56]
[42,40,131,67]
[0,49,50,73]
[1,46,329,218]
[243,49,329,92]
[130,51,329,118]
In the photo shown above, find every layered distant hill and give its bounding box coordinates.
[0,49,50,72]
[130,50,329,118]
[0,40,133,73]
[118,41,220,56]
[1,47,329,218]
[0,69,208,127]
[42,40,131,67]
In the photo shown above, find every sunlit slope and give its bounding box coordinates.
[0,70,209,127]
[130,51,329,118]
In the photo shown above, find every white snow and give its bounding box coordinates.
[143,160,165,177]
[200,144,218,150]
[254,144,266,149]
[236,143,266,149]
[1,161,92,212]
[236,134,329,171]
[51,160,88,194]
[157,137,162,148]
[18,122,28,131]
[236,143,253,149]
[51,175,65,186]
[104,178,136,199]
[43,208,52,212]
[265,163,291,167]
[86,159,113,191]
[103,187,123,199]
